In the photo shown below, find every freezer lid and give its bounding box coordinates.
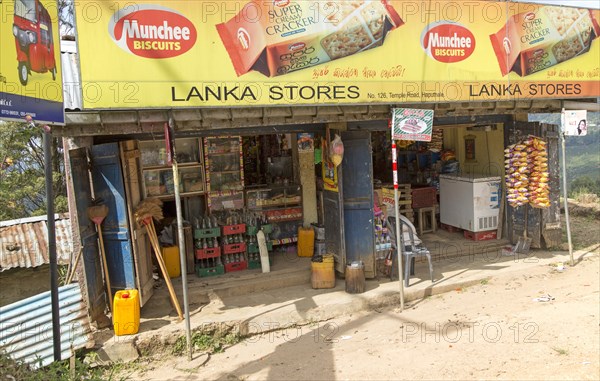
[439,173,501,183]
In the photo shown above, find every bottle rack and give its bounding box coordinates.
[194,216,224,278]
[220,222,247,273]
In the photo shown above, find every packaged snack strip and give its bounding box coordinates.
[216,0,403,77]
[490,5,600,76]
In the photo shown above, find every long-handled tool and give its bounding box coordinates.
[88,204,112,312]
[135,199,183,320]
[65,246,84,285]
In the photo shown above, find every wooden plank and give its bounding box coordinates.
[119,140,154,307]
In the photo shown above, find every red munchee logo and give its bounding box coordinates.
[421,22,476,63]
[109,4,197,59]
[274,0,290,7]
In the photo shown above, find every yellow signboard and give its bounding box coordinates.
[0,0,64,124]
[75,1,600,109]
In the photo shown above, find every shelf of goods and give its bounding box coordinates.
[245,184,303,246]
[204,136,244,211]
[140,138,206,199]
[396,147,441,187]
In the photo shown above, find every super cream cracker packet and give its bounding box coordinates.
[490,5,600,76]
[216,0,403,77]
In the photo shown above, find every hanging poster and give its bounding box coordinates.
[0,0,64,124]
[561,109,588,136]
[391,108,434,141]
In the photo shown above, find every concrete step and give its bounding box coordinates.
[147,261,312,314]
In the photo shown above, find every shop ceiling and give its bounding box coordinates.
[55,99,598,138]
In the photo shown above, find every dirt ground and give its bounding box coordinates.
[125,246,600,380]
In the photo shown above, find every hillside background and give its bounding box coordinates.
[529,111,600,197]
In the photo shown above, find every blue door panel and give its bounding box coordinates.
[342,131,375,278]
[69,148,106,322]
[91,143,136,291]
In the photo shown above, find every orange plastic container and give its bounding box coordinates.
[161,246,181,278]
[298,227,315,257]
[113,289,140,336]
[311,255,335,289]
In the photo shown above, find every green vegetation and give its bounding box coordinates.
[0,350,123,381]
[173,329,242,356]
[570,177,600,201]
[0,122,68,220]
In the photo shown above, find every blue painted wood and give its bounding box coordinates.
[342,131,376,278]
[69,148,106,322]
[91,143,136,291]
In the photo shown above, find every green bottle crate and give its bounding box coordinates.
[195,263,224,278]
[194,227,221,239]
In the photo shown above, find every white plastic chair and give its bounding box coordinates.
[387,215,434,287]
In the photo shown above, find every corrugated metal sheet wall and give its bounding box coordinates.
[0,215,72,271]
[0,283,93,369]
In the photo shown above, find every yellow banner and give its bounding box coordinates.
[0,0,64,124]
[75,1,600,109]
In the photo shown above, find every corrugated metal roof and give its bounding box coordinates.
[0,283,93,369]
[0,214,73,272]
[61,39,82,111]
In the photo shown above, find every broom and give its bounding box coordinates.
[87,204,112,312]
[134,198,183,320]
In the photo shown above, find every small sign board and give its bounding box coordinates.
[391,108,434,141]
[297,133,314,153]
[561,109,587,136]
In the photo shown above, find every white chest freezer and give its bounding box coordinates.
[439,174,501,232]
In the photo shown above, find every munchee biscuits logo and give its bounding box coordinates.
[109,4,197,59]
[421,21,476,63]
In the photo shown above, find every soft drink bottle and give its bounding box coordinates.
[385,251,393,267]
